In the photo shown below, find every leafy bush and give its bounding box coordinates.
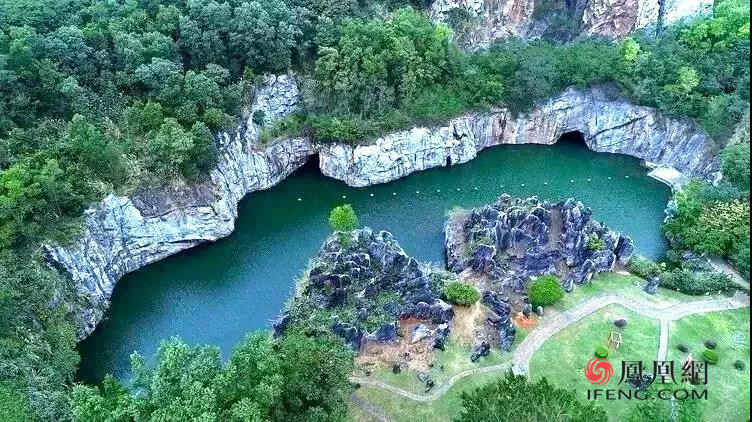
[627,255,664,279]
[704,340,717,349]
[528,275,564,308]
[614,318,627,328]
[586,235,606,252]
[628,255,732,295]
[659,268,732,295]
[722,138,750,190]
[678,343,690,353]
[703,349,719,364]
[595,345,609,358]
[734,360,745,370]
[444,281,481,306]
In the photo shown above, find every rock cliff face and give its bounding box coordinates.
[45,74,313,338]
[320,87,719,188]
[429,0,712,46]
[50,75,718,340]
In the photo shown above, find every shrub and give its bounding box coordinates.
[734,360,745,370]
[614,318,627,328]
[660,269,732,295]
[702,349,719,364]
[595,345,609,358]
[627,256,664,279]
[444,281,481,306]
[528,275,564,308]
[252,110,266,125]
[586,236,606,252]
[677,343,690,353]
[704,340,717,349]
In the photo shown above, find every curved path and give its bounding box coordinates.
[350,292,749,403]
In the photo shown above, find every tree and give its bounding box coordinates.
[69,332,353,421]
[328,204,358,233]
[455,372,606,421]
[722,138,750,189]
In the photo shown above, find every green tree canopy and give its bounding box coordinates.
[455,372,607,421]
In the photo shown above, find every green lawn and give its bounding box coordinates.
[666,308,750,422]
[349,273,748,421]
[353,371,501,422]
[528,305,660,419]
[552,272,708,313]
[354,337,510,392]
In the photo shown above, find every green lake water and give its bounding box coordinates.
[78,138,671,382]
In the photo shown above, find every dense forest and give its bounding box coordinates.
[0,0,749,420]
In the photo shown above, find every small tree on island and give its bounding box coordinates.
[329,204,358,246]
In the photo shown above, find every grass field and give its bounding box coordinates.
[666,308,750,421]
[528,305,660,418]
[353,371,501,422]
[551,272,712,312]
[348,273,748,421]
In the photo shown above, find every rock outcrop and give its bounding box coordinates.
[443,194,635,349]
[429,0,712,46]
[44,74,312,338]
[445,195,634,289]
[320,87,719,188]
[276,228,453,351]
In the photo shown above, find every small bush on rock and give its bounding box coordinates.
[703,349,719,364]
[528,275,564,308]
[444,281,480,306]
[734,360,745,370]
[586,236,606,252]
[595,345,609,358]
[677,343,690,353]
[704,340,717,349]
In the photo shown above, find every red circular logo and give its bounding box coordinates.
[584,358,613,385]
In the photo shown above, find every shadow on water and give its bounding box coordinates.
[77,140,671,383]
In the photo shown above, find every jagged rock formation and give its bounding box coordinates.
[275,228,453,351]
[445,194,634,288]
[49,74,717,340]
[44,74,312,338]
[429,0,712,46]
[320,87,719,188]
[444,195,634,348]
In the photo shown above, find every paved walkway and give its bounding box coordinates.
[351,292,749,403]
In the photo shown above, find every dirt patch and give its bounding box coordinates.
[355,318,438,372]
[514,312,539,329]
[450,302,486,345]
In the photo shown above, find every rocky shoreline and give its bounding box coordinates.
[46,74,719,339]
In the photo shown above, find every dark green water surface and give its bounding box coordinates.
[78,140,670,382]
